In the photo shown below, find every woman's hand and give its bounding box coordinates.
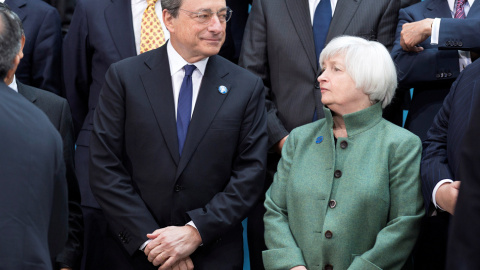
[291,266,307,270]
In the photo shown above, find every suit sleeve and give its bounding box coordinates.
[420,80,458,213]
[391,8,459,88]
[31,7,62,95]
[55,100,84,268]
[438,18,480,50]
[239,0,289,148]
[89,63,160,255]
[48,136,69,259]
[186,77,268,246]
[349,135,424,270]
[63,0,92,136]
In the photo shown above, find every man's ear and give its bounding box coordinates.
[163,9,174,34]
[19,35,25,60]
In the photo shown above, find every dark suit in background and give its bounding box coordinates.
[391,0,480,141]
[89,43,267,269]
[63,0,138,268]
[42,0,77,36]
[5,0,62,95]
[421,58,480,270]
[444,60,480,270]
[219,0,251,63]
[239,0,419,268]
[0,82,68,270]
[17,81,83,270]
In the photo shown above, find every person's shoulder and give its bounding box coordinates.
[289,119,327,141]
[21,83,66,104]
[381,119,421,146]
[402,0,433,13]
[22,0,58,13]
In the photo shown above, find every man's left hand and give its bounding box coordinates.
[144,226,202,269]
[400,18,434,52]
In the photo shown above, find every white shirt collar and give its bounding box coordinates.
[7,75,18,92]
[167,41,208,76]
[0,0,5,3]
[448,0,475,12]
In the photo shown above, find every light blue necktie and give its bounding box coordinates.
[177,64,196,156]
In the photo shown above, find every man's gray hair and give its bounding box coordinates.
[0,3,23,80]
[161,0,182,17]
[320,35,398,109]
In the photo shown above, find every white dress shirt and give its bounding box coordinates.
[431,0,475,211]
[7,75,18,92]
[309,0,338,25]
[131,0,170,55]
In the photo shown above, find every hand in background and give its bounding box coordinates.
[400,18,434,52]
[436,181,461,214]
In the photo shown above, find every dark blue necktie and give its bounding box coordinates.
[313,0,332,64]
[177,64,196,156]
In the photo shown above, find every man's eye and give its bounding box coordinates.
[198,13,210,19]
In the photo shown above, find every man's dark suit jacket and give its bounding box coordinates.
[391,0,480,140]
[5,0,62,95]
[63,0,137,208]
[42,0,76,36]
[446,59,480,269]
[89,44,267,269]
[17,81,83,269]
[421,55,480,269]
[0,82,68,270]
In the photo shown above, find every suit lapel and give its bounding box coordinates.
[468,0,480,18]
[141,46,180,165]
[285,0,318,72]
[16,81,37,103]
[175,56,231,180]
[424,0,452,18]
[326,0,362,43]
[5,0,26,21]
[104,0,137,59]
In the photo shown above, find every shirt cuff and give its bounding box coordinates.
[139,239,152,251]
[186,221,203,246]
[432,179,454,210]
[431,18,441,45]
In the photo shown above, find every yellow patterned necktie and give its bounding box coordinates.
[140,0,165,54]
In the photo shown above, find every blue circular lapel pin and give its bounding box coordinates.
[316,136,323,144]
[218,85,228,94]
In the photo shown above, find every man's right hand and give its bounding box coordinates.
[435,181,461,214]
[274,135,288,155]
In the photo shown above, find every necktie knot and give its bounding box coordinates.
[184,65,196,77]
[147,0,157,6]
[455,0,467,18]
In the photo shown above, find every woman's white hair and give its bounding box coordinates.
[319,35,397,108]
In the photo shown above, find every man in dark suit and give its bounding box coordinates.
[391,0,480,141]
[63,0,171,268]
[238,0,419,268]
[5,0,62,95]
[42,0,76,36]
[89,0,267,269]
[421,53,480,269]
[445,59,480,269]
[1,4,83,269]
[0,5,68,269]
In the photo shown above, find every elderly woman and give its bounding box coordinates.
[262,36,424,270]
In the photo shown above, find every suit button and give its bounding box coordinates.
[447,73,452,77]
[340,141,348,149]
[436,73,441,78]
[315,81,320,89]
[325,265,333,270]
[334,170,342,178]
[458,41,463,47]
[453,41,459,46]
[329,200,337,208]
[325,230,333,239]
[174,185,183,192]
[446,41,451,46]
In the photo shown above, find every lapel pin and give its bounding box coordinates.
[218,85,228,94]
[316,136,323,144]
